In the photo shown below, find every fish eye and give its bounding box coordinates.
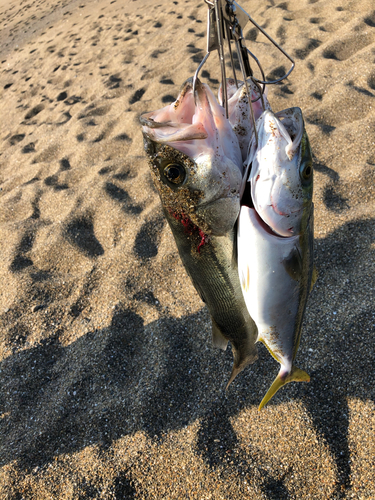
[300,162,313,181]
[163,163,186,184]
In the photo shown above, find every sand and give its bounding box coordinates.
[0,0,374,498]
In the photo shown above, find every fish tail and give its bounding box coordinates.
[226,364,243,390]
[258,366,310,411]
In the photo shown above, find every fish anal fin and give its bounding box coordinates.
[211,318,228,350]
[258,366,310,411]
[283,246,303,282]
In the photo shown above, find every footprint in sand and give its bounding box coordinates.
[69,267,101,318]
[323,30,373,61]
[10,229,36,272]
[104,182,143,215]
[294,39,321,60]
[24,103,45,120]
[9,133,25,145]
[129,88,145,105]
[22,142,36,154]
[133,215,165,261]
[64,216,104,258]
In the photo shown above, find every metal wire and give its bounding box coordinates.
[193,0,296,127]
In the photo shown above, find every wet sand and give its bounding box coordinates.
[0,0,374,498]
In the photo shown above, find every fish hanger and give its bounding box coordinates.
[193,0,295,147]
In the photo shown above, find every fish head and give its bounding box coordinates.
[249,107,313,237]
[218,79,271,163]
[141,78,243,236]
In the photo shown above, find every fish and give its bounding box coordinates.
[237,107,314,410]
[140,77,258,384]
[218,78,271,163]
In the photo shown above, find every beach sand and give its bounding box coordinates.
[0,0,374,498]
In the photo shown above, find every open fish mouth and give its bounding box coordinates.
[140,77,243,172]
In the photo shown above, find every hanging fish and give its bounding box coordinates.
[141,78,258,385]
[238,107,314,410]
[218,78,271,163]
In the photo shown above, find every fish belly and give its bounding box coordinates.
[237,206,301,370]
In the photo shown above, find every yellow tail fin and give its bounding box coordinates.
[258,366,310,411]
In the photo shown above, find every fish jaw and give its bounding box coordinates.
[249,108,309,237]
[258,366,310,411]
[141,78,242,172]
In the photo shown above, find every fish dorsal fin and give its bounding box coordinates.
[211,318,228,350]
[283,246,303,282]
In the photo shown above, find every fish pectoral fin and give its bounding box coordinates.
[310,265,318,291]
[258,366,310,411]
[211,318,228,350]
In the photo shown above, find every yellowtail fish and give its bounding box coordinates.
[238,107,314,410]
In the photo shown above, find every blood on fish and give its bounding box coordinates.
[169,210,208,253]
[197,229,208,253]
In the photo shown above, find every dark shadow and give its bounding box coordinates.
[1,218,374,498]
[104,182,143,215]
[64,217,104,258]
[133,215,165,260]
[129,88,145,104]
[305,115,336,134]
[323,185,349,211]
[9,230,36,272]
[294,38,321,60]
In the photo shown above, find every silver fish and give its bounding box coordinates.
[238,107,314,410]
[141,78,258,384]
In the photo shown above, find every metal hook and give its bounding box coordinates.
[193,0,295,103]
